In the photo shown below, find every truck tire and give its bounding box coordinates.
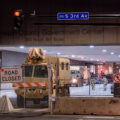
[64,87,70,96]
[17,95,24,108]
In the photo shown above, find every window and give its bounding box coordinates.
[61,62,64,70]
[66,63,69,70]
[34,65,48,78]
[22,65,33,77]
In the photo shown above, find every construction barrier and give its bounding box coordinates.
[54,97,120,115]
[0,95,14,113]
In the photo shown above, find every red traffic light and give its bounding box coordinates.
[14,11,20,17]
[1,68,4,72]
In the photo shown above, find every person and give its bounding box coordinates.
[102,75,108,91]
[90,75,96,90]
[77,71,83,87]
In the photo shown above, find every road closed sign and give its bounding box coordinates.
[1,68,23,83]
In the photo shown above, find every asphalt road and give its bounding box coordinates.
[0,115,120,120]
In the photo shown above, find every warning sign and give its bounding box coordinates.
[114,72,120,83]
[1,68,23,83]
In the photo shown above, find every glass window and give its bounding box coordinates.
[66,63,69,70]
[61,62,64,70]
[71,71,75,75]
[22,65,33,77]
[34,65,48,78]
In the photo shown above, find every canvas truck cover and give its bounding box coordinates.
[28,48,46,60]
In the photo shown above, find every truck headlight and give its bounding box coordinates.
[72,78,78,84]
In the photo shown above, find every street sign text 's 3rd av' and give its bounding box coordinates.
[57,12,89,20]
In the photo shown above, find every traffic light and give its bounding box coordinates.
[14,10,23,30]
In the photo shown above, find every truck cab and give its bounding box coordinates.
[13,56,71,107]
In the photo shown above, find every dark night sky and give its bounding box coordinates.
[0,0,120,32]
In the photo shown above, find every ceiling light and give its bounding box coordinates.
[110,52,114,55]
[96,59,99,62]
[43,50,47,53]
[71,55,75,58]
[89,45,94,48]
[102,49,107,53]
[19,46,24,49]
[57,52,61,55]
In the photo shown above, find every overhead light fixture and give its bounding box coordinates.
[57,52,61,55]
[19,45,24,49]
[89,45,94,48]
[102,49,107,53]
[97,59,99,62]
[110,52,114,55]
[43,50,47,53]
[71,55,75,58]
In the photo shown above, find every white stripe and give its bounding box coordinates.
[23,83,28,87]
[40,83,44,86]
[31,83,35,86]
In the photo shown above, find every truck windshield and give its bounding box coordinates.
[22,65,33,77]
[34,65,48,78]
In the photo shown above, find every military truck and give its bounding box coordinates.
[13,48,71,107]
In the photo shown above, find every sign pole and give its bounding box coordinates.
[48,59,53,114]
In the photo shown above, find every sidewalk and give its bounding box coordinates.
[0,108,49,117]
[0,114,120,120]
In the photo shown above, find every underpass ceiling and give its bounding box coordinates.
[0,46,120,62]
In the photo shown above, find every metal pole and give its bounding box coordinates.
[88,68,91,96]
[89,78,90,96]
[56,54,58,97]
[48,59,53,114]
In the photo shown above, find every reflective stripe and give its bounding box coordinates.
[26,83,33,87]
[34,82,41,87]
[12,84,17,87]
[45,82,48,86]
[12,82,48,87]
[18,83,24,87]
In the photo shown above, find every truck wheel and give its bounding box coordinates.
[64,87,70,96]
[17,95,25,108]
[33,100,40,104]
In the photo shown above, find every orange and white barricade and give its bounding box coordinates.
[12,82,48,88]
